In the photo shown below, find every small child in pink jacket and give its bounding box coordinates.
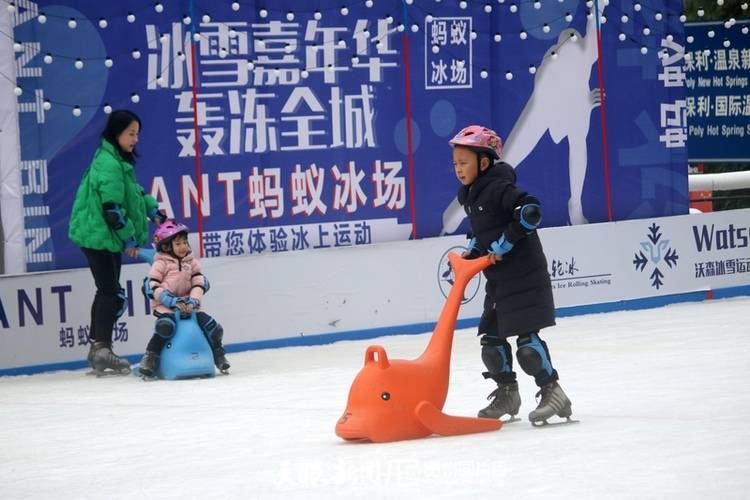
[138,220,230,377]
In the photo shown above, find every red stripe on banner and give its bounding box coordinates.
[594,30,614,222]
[189,40,204,257]
[402,34,418,239]
[706,290,713,300]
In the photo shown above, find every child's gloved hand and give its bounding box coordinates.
[461,238,480,259]
[183,297,200,312]
[174,299,192,318]
[159,290,179,308]
[488,234,513,263]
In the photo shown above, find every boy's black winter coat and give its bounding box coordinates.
[457,162,556,338]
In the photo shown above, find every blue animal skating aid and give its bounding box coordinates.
[158,312,215,380]
[134,312,215,380]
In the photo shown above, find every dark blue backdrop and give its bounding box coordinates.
[12,0,689,271]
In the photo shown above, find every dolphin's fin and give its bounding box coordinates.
[415,401,502,437]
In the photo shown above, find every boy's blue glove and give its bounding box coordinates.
[466,237,478,253]
[159,290,178,308]
[489,234,514,256]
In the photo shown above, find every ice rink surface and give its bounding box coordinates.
[2,297,750,499]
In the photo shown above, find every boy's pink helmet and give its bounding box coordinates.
[449,125,503,160]
[153,220,189,247]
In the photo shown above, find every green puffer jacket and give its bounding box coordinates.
[68,139,159,252]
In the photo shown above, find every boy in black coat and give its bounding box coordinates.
[450,125,574,425]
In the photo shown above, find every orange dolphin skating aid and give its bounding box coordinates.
[335,253,502,443]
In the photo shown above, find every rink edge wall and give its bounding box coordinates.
[3,209,750,377]
[3,284,748,377]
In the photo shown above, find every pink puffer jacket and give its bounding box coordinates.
[147,251,207,315]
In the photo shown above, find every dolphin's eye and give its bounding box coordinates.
[381,391,391,401]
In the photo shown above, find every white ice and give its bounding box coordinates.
[2,297,750,499]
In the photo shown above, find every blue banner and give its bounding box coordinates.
[684,20,750,162]
[11,0,689,271]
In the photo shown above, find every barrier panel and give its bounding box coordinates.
[2,208,749,376]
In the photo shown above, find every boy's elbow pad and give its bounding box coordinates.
[103,203,126,230]
[515,202,542,231]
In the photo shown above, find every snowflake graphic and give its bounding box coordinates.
[632,223,679,289]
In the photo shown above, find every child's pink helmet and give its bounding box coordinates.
[449,125,503,160]
[153,220,189,248]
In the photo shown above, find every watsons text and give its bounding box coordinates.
[692,224,749,252]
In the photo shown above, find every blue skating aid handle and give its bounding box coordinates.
[137,248,156,264]
[157,311,215,380]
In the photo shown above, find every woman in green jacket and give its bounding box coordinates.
[69,110,165,375]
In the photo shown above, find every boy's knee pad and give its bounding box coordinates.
[155,317,176,339]
[516,333,553,377]
[480,335,513,382]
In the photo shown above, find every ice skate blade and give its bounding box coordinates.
[531,417,580,428]
[135,367,158,381]
[502,416,522,424]
[132,366,154,379]
[85,368,131,378]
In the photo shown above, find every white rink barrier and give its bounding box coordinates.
[2,208,750,375]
